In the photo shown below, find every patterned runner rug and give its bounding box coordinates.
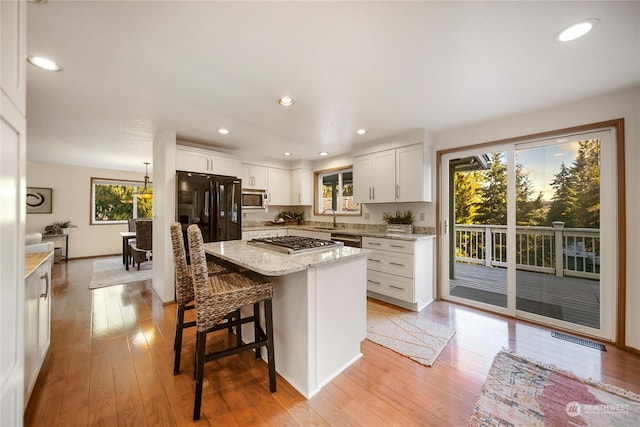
[89,256,152,289]
[470,350,640,426]
[366,300,455,366]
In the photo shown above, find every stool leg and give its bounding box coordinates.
[173,304,185,375]
[253,303,261,360]
[193,330,206,420]
[235,309,242,347]
[265,299,276,393]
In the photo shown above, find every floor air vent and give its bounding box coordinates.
[551,331,606,351]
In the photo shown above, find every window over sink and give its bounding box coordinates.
[315,167,361,216]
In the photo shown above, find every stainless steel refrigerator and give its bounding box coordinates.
[176,171,242,243]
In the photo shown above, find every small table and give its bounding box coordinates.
[120,231,136,265]
[42,233,69,261]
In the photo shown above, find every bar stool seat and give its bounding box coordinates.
[187,224,276,421]
[170,222,238,375]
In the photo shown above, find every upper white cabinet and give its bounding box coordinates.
[176,146,241,177]
[241,164,268,190]
[353,150,396,203]
[291,168,312,206]
[353,143,432,203]
[1,0,26,115]
[395,143,431,202]
[267,167,291,206]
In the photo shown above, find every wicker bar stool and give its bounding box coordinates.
[186,224,276,420]
[170,222,238,375]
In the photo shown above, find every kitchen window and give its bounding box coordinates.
[315,167,361,215]
[91,178,153,224]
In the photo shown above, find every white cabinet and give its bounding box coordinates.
[353,143,432,203]
[290,168,312,206]
[24,254,52,406]
[395,144,431,202]
[353,150,395,203]
[267,167,291,206]
[363,236,434,311]
[1,0,26,116]
[2,1,27,421]
[176,146,241,177]
[241,164,268,190]
[242,229,287,240]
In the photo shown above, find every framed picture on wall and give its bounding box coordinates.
[26,187,52,214]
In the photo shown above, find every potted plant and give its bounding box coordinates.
[47,220,77,235]
[382,210,415,234]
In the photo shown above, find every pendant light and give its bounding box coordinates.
[135,162,153,199]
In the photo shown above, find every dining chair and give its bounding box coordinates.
[129,219,152,270]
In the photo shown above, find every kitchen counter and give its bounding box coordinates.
[202,239,368,276]
[242,224,435,242]
[25,251,53,278]
[203,239,367,399]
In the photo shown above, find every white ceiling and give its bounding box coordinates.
[26,1,640,173]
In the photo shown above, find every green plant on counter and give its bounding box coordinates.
[277,211,304,224]
[382,210,415,225]
[51,220,77,229]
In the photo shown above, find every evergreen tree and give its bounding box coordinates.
[454,170,482,224]
[571,139,600,228]
[475,152,507,225]
[546,162,577,227]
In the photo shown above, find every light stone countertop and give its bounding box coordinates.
[25,251,53,279]
[203,240,369,276]
[242,224,436,241]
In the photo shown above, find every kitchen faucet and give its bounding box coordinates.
[322,208,337,228]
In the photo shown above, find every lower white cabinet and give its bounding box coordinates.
[363,236,434,311]
[24,253,52,406]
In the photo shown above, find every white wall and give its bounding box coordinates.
[431,85,640,350]
[26,162,148,258]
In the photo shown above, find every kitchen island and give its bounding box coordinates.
[203,239,368,398]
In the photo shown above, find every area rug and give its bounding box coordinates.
[469,350,640,426]
[89,256,152,289]
[366,300,455,366]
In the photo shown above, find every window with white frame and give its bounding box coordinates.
[315,168,361,215]
[91,178,153,224]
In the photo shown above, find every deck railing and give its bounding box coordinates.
[454,223,600,279]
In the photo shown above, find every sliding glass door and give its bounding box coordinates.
[440,129,616,339]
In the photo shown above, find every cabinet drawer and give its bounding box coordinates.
[367,250,413,277]
[366,270,414,302]
[363,237,414,254]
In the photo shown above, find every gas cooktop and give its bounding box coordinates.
[247,236,343,254]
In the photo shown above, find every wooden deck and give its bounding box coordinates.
[449,263,600,328]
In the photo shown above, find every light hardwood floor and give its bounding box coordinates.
[25,258,640,426]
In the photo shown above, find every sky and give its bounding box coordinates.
[515,140,580,201]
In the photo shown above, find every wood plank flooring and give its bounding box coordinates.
[24,258,640,426]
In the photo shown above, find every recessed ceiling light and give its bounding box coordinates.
[283,152,291,156]
[557,19,599,42]
[217,128,230,135]
[356,129,367,135]
[27,55,62,71]
[319,152,328,156]
[278,97,294,106]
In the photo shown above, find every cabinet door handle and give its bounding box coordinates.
[389,262,405,267]
[368,242,382,246]
[389,285,404,290]
[367,280,381,285]
[39,271,49,299]
[390,244,406,248]
[369,258,381,263]
[368,187,371,200]
[372,187,375,200]
[396,185,399,199]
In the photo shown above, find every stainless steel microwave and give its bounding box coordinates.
[241,190,268,210]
